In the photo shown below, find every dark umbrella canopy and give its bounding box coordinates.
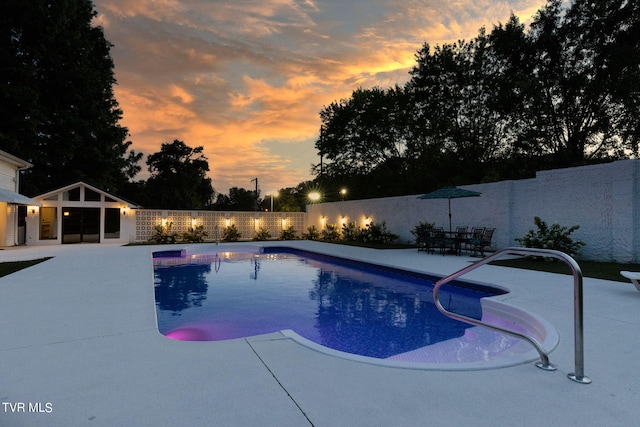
[418,187,481,231]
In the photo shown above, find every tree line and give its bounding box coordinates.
[0,0,326,211]
[1,0,141,196]
[314,0,640,200]
[3,0,638,209]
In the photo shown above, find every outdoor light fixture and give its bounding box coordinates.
[340,188,347,199]
[308,192,321,202]
[191,218,198,228]
[225,219,231,227]
[27,205,38,217]
[281,218,287,229]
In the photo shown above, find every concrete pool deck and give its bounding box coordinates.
[1,241,638,426]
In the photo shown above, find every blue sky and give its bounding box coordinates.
[93,0,549,195]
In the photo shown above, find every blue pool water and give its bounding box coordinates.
[153,247,507,359]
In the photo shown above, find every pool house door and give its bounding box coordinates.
[62,207,100,244]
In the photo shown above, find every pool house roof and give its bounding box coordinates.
[34,181,138,208]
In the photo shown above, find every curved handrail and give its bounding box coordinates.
[433,247,591,384]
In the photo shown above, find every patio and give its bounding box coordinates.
[1,241,638,426]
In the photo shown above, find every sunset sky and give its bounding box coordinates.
[92,0,549,195]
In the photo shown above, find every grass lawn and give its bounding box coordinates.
[490,258,640,283]
[0,258,52,278]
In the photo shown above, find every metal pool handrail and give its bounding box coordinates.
[433,247,591,384]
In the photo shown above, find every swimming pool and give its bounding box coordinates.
[153,246,557,368]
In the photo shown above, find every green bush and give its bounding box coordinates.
[279,226,298,240]
[302,225,320,240]
[341,221,360,242]
[222,224,241,242]
[320,223,341,241]
[410,221,435,245]
[253,227,271,241]
[515,216,585,257]
[149,222,178,244]
[182,225,208,243]
[361,221,398,244]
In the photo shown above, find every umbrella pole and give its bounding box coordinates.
[448,198,452,232]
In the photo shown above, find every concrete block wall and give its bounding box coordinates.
[132,210,306,243]
[306,160,640,262]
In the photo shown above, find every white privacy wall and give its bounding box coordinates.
[306,160,640,262]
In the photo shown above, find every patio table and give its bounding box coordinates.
[441,231,470,255]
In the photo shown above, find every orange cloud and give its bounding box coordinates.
[95,0,549,194]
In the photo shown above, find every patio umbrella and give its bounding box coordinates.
[418,187,481,232]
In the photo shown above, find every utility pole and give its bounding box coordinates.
[319,125,324,177]
[251,177,258,211]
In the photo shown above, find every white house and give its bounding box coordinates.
[26,182,137,245]
[0,150,40,246]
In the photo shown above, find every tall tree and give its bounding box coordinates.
[144,140,214,209]
[318,87,402,176]
[409,34,509,185]
[212,187,258,211]
[0,0,140,195]
[522,0,640,165]
[272,188,303,212]
[311,0,640,199]
[316,85,411,197]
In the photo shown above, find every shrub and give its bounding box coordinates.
[341,222,360,242]
[149,222,178,244]
[302,225,320,240]
[279,226,297,240]
[410,221,435,245]
[320,223,341,241]
[182,225,208,243]
[361,221,398,244]
[515,216,585,257]
[253,227,271,241]
[222,224,241,242]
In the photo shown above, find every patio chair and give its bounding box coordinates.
[425,227,443,254]
[415,227,432,253]
[416,226,440,254]
[471,228,495,257]
[465,227,484,254]
[620,271,640,292]
[454,226,469,255]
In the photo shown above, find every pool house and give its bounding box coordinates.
[25,182,137,245]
